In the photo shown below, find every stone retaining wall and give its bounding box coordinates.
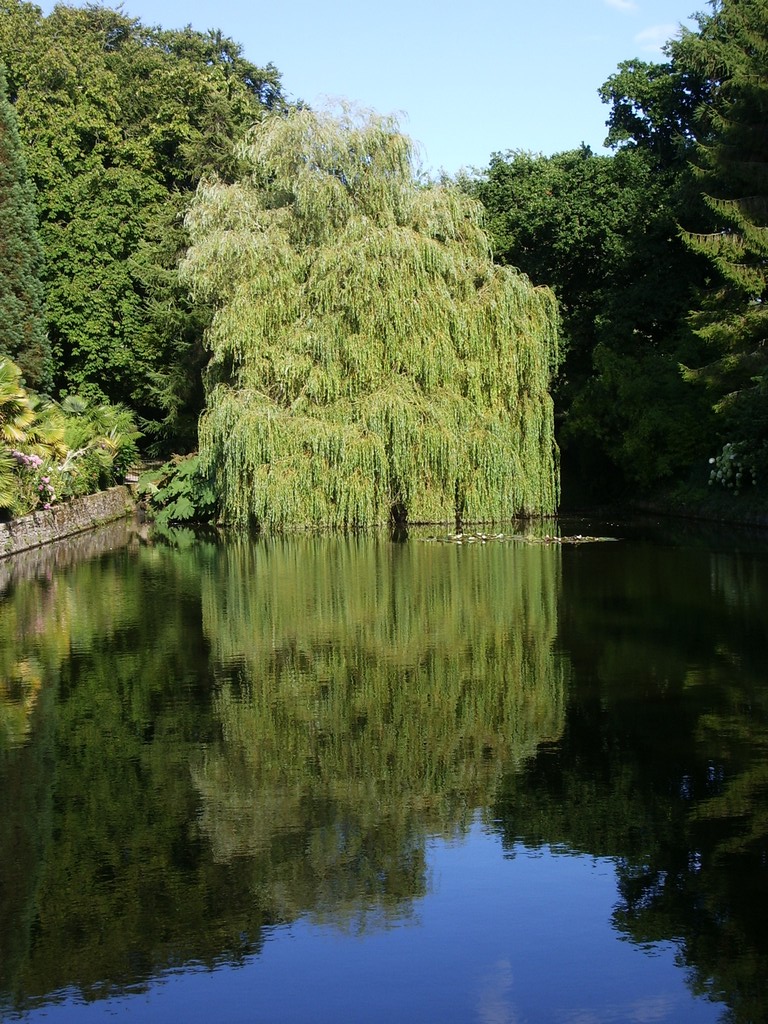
[0,486,137,559]
[0,516,147,594]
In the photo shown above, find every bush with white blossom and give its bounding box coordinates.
[708,442,759,495]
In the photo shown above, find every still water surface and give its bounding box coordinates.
[0,519,766,1023]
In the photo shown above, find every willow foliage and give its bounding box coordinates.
[193,535,567,894]
[183,107,560,529]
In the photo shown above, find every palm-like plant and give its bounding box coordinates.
[0,359,35,445]
[0,444,17,513]
[60,397,141,494]
[0,360,143,517]
[25,394,68,460]
[0,359,36,516]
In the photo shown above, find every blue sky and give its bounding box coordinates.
[40,0,704,175]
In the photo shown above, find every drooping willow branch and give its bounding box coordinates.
[194,536,567,876]
[182,106,561,528]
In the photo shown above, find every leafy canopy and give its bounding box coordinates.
[468,145,714,495]
[0,60,50,389]
[183,106,561,529]
[675,0,768,487]
[0,1,284,450]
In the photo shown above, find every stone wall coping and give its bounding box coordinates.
[0,486,137,559]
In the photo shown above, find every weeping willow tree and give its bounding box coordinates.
[192,535,567,926]
[182,106,560,529]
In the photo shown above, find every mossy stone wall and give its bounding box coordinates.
[0,486,136,558]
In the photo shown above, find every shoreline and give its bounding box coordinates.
[0,486,138,560]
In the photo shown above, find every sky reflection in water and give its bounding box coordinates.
[9,826,721,1024]
[2,522,766,1023]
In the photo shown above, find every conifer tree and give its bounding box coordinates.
[678,0,768,486]
[182,107,560,529]
[0,61,50,390]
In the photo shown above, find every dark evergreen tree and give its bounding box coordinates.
[0,60,50,389]
[675,0,768,492]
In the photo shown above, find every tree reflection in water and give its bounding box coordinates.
[194,536,567,925]
[0,531,567,1009]
[492,535,768,1024]
[0,526,766,1023]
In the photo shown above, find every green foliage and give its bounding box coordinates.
[0,60,51,389]
[0,1,285,448]
[183,106,561,529]
[7,450,59,517]
[0,357,63,516]
[0,445,13,511]
[468,145,715,495]
[675,0,768,488]
[58,396,141,497]
[707,438,766,493]
[598,56,710,166]
[0,358,140,517]
[0,532,565,999]
[0,356,34,445]
[138,453,218,527]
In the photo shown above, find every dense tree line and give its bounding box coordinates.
[0,52,139,518]
[677,0,768,496]
[467,145,716,497]
[0,0,284,452]
[1,0,766,516]
[469,0,768,506]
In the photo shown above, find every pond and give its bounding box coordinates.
[0,517,766,1024]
